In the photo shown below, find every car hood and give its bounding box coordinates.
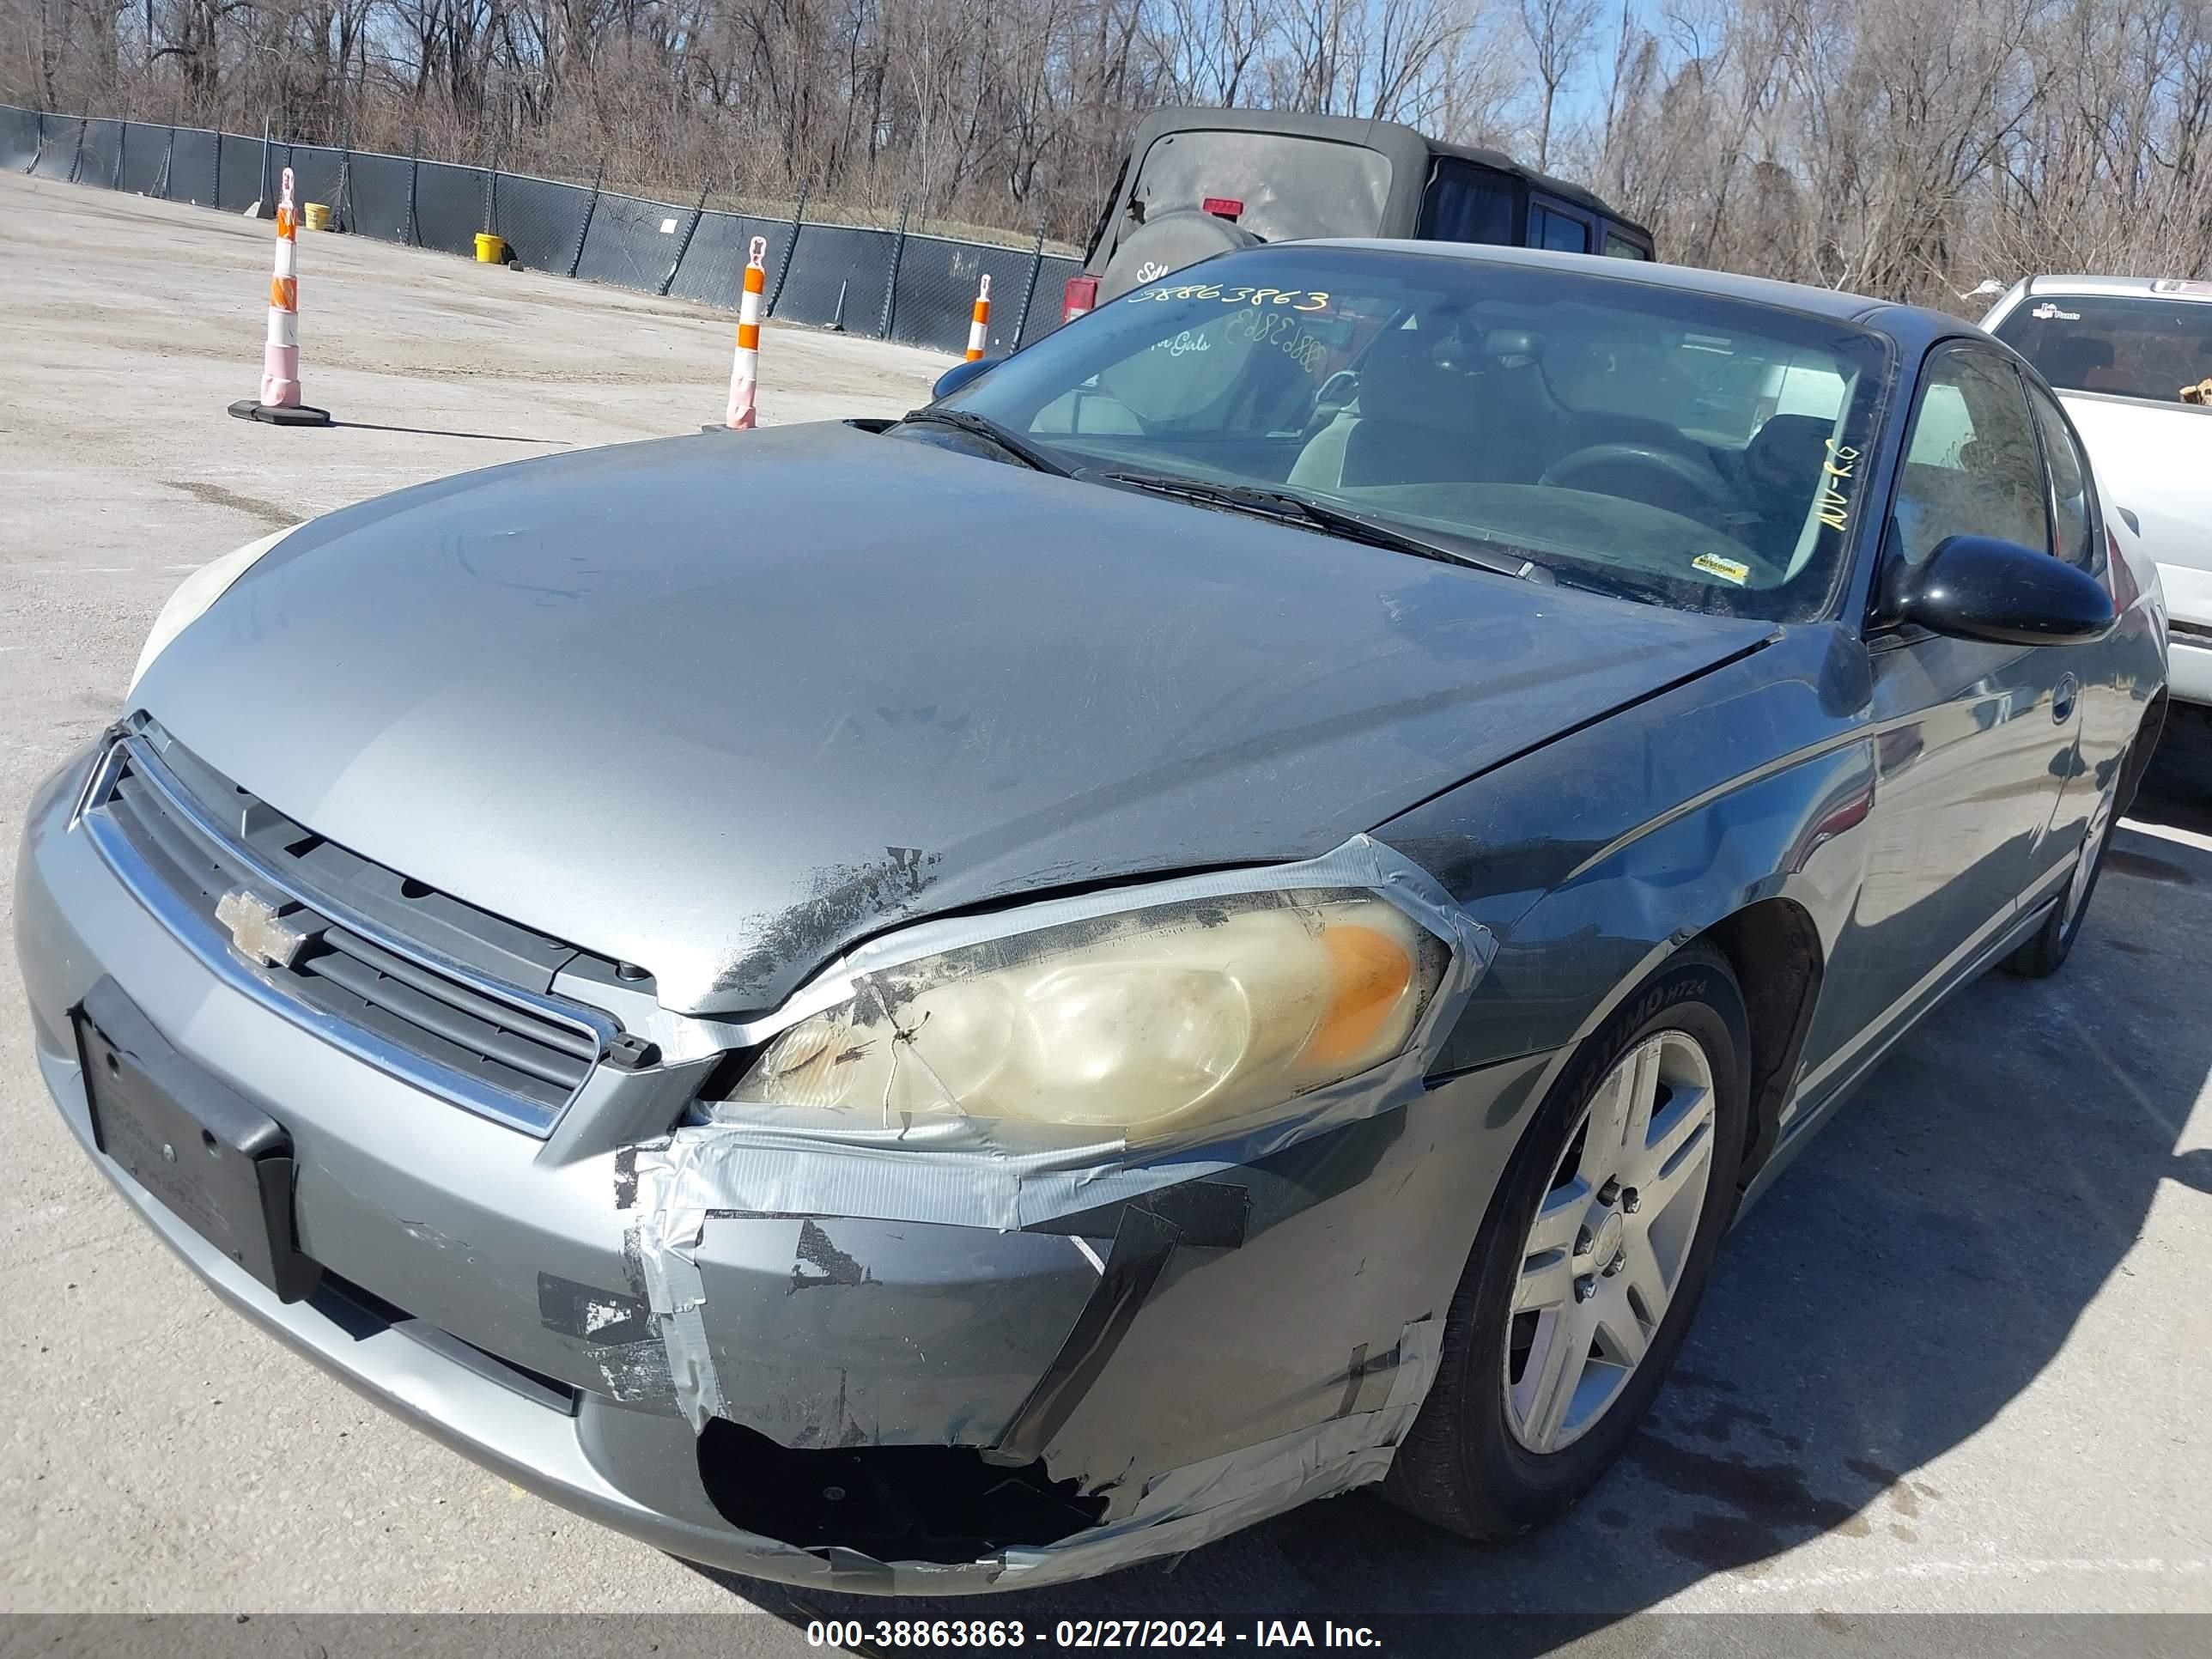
[136,422,1772,1014]
[2056,392,2212,573]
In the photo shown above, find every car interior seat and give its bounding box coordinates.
[1468,328,1568,482]
[1328,327,1485,487]
[2038,334,2115,391]
[1739,412,1834,562]
[1290,325,1575,490]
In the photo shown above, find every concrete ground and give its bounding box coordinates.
[2,170,2208,1636]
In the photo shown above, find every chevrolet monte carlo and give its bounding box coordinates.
[14,243,2167,1590]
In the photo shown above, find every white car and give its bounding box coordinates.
[1982,275,2205,707]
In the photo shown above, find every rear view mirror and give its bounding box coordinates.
[1894,534,2116,647]
[932,358,994,403]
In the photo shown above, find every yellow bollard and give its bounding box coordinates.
[475,232,507,264]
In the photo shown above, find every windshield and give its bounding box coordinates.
[1990,293,2212,404]
[938,247,1889,623]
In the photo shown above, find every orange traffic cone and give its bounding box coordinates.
[230,167,331,427]
[724,237,768,428]
[965,274,993,362]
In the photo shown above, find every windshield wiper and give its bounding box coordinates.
[896,407,1075,476]
[1097,469,1549,582]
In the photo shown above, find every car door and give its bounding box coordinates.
[2018,374,2120,901]
[1804,341,2079,1066]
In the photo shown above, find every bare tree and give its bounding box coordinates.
[3,0,2207,289]
[1517,0,1597,167]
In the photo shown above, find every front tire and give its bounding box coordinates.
[1382,943,1751,1540]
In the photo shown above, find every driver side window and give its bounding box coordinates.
[1888,345,2051,570]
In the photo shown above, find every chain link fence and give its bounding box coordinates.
[4,105,1080,358]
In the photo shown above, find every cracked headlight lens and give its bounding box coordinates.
[730,891,1450,1139]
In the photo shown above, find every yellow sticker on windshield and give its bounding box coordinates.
[1693,552,1751,586]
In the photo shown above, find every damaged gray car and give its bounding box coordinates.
[14,242,2168,1591]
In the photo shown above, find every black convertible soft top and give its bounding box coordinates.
[1109,106,1653,246]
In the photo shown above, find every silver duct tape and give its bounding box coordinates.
[770,1316,1443,1593]
[635,836,1493,1231]
[623,836,1488,1427]
[1041,1311,1439,1541]
[629,1170,728,1431]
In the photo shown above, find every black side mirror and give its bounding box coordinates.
[1893,534,2116,647]
[931,357,994,403]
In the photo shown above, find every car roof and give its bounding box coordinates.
[1294,239,1966,348]
[1125,106,1650,240]
[2018,274,2212,303]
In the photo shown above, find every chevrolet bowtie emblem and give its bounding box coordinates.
[214,888,307,969]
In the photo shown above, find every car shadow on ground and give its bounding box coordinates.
[690,731,2212,1651]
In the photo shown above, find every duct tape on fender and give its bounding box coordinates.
[751,1314,1445,1593]
[992,1312,1443,1588]
[622,835,1492,1435]
[627,1175,726,1430]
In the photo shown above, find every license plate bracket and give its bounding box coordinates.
[76,979,319,1304]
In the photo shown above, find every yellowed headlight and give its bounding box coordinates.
[730,892,1445,1139]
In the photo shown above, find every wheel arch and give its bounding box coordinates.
[2118,689,2167,817]
[1693,896,1826,1187]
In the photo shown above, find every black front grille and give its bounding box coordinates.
[88,726,619,1128]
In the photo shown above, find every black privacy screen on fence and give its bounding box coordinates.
[346,151,414,243]
[576,190,691,293]
[283,143,346,222]
[3,103,1077,360]
[118,122,167,196]
[413,161,493,257]
[167,127,219,206]
[489,173,593,274]
[216,132,264,211]
[671,210,795,309]
[78,118,120,189]
[0,105,34,170]
[28,115,80,179]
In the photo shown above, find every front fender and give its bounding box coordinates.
[1376,625,1872,1135]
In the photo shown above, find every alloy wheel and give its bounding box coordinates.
[1503,1030,1718,1454]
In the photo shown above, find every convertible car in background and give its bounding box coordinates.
[14,241,2167,1591]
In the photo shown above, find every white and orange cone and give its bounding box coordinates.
[264,173,302,404]
[229,167,331,426]
[965,273,993,362]
[725,237,768,429]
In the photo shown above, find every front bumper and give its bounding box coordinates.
[2156,562,2212,707]
[2171,635,2212,708]
[14,743,1540,1591]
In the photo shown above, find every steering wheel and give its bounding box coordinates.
[1540,442,1736,522]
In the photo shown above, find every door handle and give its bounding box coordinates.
[2052,674,2079,723]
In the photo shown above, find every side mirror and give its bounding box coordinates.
[1893,534,2116,647]
[931,357,994,403]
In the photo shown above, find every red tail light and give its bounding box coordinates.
[1201,197,1245,220]
[1062,275,1099,323]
